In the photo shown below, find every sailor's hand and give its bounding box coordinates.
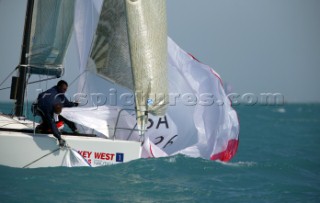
[58,138,66,148]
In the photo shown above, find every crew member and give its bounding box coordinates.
[34,80,78,147]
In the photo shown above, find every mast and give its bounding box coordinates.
[15,0,34,117]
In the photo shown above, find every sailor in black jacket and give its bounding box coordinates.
[35,80,78,147]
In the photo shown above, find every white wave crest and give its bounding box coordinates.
[218,161,257,167]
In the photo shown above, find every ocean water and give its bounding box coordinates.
[0,103,319,202]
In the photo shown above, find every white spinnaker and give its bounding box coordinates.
[62,148,91,167]
[162,38,239,161]
[62,106,137,139]
[69,0,239,161]
[74,0,103,93]
[63,38,240,161]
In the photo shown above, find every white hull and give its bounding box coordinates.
[0,114,142,168]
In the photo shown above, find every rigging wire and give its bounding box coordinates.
[69,70,89,92]
[0,66,18,90]
[0,76,57,91]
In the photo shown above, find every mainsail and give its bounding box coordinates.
[12,0,75,116]
[2,0,92,167]
[27,0,75,77]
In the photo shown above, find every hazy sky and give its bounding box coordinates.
[0,0,320,103]
[167,0,320,103]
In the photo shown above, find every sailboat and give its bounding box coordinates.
[0,0,240,168]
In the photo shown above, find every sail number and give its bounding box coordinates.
[147,116,179,149]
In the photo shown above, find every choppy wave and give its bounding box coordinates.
[1,103,320,202]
